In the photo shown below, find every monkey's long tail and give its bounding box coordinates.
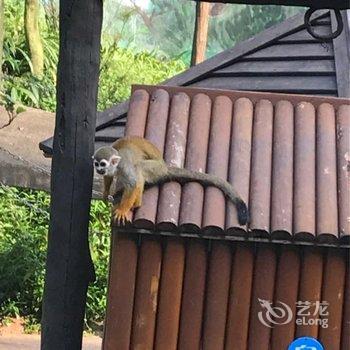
[164,167,249,226]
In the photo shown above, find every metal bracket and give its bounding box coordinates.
[305,8,344,41]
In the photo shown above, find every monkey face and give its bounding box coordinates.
[93,154,121,177]
[93,146,121,176]
[93,159,109,175]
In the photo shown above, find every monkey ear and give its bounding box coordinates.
[111,155,121,166]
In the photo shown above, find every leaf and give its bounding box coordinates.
[15,106,26,114]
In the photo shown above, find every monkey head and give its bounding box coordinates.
[93,146,121,176]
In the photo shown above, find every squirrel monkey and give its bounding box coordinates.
[93,136,249,226]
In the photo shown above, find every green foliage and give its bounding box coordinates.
[130,1,303,62]
[1,0,185,113]
[0,186,49,324]
[0,185,111,331]
[1,1,301,113]
[207,5,303,58]
[98,42,185,110]
[85,200,111,330]
[144,0,195,65]
[2,0,57,111]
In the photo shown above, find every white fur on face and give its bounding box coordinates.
[93,155,121,176]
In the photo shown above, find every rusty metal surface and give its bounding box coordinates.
[316,103,339,241]
[177,240,207,350]
[154,238,185,350]
[133,89,169,229]
[294,102,316,240]
[179,94,211,232]
[270,101,294,239]
[130,238,162,349]
[270,246,300,350]
[318,248,346,349]
[248,245,277,349]
[341,254,350,350]
[226,98,253,234]
[249,100,274,236]
[156,93,190,231]
[337,105,350,240]
[296,247,324,338]
[104,236,349,348]
[114,84,350,243]
[202,96,232,233]
[225,244,254,350]
[202,242,232,349]
[102,232,138,350]
[124,89,149,137]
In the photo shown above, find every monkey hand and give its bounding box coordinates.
[112,206,131,226]
[102,191,110,204]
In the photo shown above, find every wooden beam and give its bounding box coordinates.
[191,0,349,10]
[191,2,210,66]
[331,10,350,97]
[40,1,103,349]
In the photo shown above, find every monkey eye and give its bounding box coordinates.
[93,161,99,167]
[100,160,107,167]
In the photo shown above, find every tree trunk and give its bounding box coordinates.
[191,2,210,66]
[40,0,103,348]
[0,0,4,89]
[25,0,44,77]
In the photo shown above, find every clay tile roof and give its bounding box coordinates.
[115,84,350,245]
[104,235,349,349]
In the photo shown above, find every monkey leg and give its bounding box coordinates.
[111,181,124,206]
[133,181,144,208]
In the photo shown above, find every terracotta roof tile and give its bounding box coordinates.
[270,246,300,349]
[177,240,207,349]
[153,237,185,350]
[130,238,162,349]
[103,234,350,348]
[341,257,350,350]
[102,233,137,349]
[202,242,232,348]
[318,248,347,349]
[337,105,350,238]
[114,85,349,244]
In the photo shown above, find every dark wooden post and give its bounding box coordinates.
[191,1,210,66]
[41,1,103,349]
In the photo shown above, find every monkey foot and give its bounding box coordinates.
[112,208,131,226]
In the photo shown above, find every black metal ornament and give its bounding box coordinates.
[305,8,344,41]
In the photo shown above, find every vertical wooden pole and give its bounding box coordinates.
[191,2,210,66]
[41,1,103,349]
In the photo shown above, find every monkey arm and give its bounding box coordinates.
[112,183,144,225]
[112,155,145,225]
[103,176,113,202]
